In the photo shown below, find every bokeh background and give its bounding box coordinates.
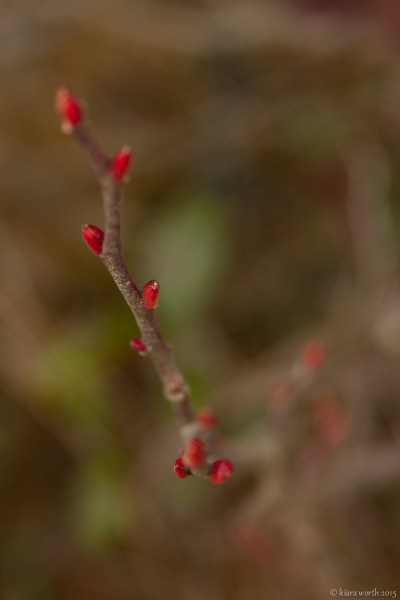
[2,1,400,598]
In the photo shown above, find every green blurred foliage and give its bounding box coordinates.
[71,448,131,551]
[140,191,232,329]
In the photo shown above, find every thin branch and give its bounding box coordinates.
[73,124,196,430]
[55,88,233,483]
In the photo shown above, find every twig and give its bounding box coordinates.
[73,124,196,426]
[54,87,233,483]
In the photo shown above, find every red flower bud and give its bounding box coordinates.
[82,224,104,255]
[142,280,160,310]
[54,87,82,133]
[301,339,326,372]
[311,394,348,448]
[209,459,233,484]
[182,437,205,469]
[174,457,191,479]
[196,408,217,428]
[130,337,147,356]
[110,145,132,181]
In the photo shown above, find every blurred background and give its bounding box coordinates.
[2,0,400,598]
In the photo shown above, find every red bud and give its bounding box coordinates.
[268,380,292,407]
[130,338,147,356]
[209,459,233,484]
[82,224,104,254]
[311,394,348,447]
[142,280,160,310]
[301,339,326,371]
[54,87,82,132]
[174,457,191,479]
[110,145,132,181]
[196,408,217,427]
[182,437,205,469]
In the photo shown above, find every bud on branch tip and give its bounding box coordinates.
[54,87,82,133]
[110,145,132,181]
[174,457,191,479]
[183,437,206,469]
[82,224,104,255]
[197,408,217,427]
[142,280,160,310]
[209,459,234,484]
[301,339,326,372]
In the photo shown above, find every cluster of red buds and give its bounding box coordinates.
[174,409,233,484]
[174,450,233,484]
[268,338,327,409]
[295,391,349,478]
[268,338,348,477]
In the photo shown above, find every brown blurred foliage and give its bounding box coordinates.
[1,1,400,599]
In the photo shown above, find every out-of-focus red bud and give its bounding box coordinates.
[196,408,217,427]
[142,280,160,310]
[182,438,205,469]
[81,224,104,254]
[130,338,147,356]
[301,339,326,371]
[110,145,132,181]
[209,459,233,484]
[311,393,348,447]
[174,457,191,479]
[268,380,292,407]
[54,87,82,132]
